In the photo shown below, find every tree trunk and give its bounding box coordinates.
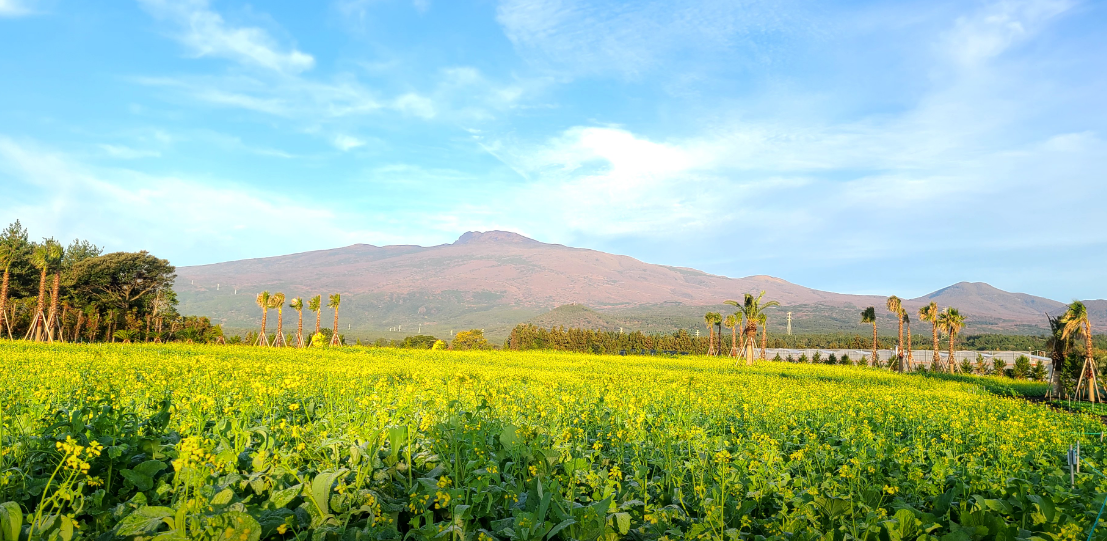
[871,322,878,367]
[1086,320,1098,403]
[315,310,321,335]
[746,324,755,366]
[74,310,84,343]
[760,324,767,360]
[259,308,268,346]
[730,325,736,356]
[706,325,714,355]
[30,267,47,341]
[948,332,957,374]
[276,308,284,347]
[897,316,904,371]
[906,322,913,371]
[297,310,304,347]
[0,269,8,339]
[932,322,940,370]
[46,272,60,341]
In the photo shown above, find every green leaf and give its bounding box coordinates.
[310,470,347,517]
[1026,495,1056,523]
[499,425,520,450]
[546,518,576,540]
[611,512,630,535]
[218,512,262,541]
[270,484,302,508]
[0,502,22,541]
[135,460,167,478]
[120,469,154,492]
[116,506,175,536]
[210,488,234,506]
[59,515,74,541]
[388,427,407,460]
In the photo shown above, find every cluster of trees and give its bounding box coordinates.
[0,220,219,343]
[702,291,780,365]
[507,325,715,355]
[366,330,489,351]
[249,292,344,347]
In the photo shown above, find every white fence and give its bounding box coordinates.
[762,348,1051,372]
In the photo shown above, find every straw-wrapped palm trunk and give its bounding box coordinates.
[886,296,904,371]
[0,244,15,340]
[270,293,287,347]
[919,303,940,370]
[759,314,768,360]
[290,297,305,347]
[904,314,913,371]
[25,242,60,341]
[861,307,877,367]
[46,269,63,340]
[328,294,342,346]
[725,314,739,357]
[940,308,965,374]
[726,291,779,365]
[1063,301,1100,403]
[255,291,271,346]
[704,312,720,356]
[309,295,322,338]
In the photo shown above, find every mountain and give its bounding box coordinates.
[174,231,1102,341]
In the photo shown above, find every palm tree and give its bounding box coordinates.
[886,296,904,371]
[759,313,769,360]
[26,240,62,341]
[328,293,342,346]
[938,307,965,374]
[255,291,271,346]
[269,292,287,347]
[289,297,305,347]
[861,307,877,366]
[725,291,779,365]
[309,295,322,336]
[918,302,940,370]
[44,240,65,340]
[703,312,721,355]
[903,313,913,371]
[724,314,739,357]
[1046,314,1071,399]
[0,240,20,340]
[1062,301,1099,403]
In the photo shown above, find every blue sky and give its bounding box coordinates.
[1,0,1105,301]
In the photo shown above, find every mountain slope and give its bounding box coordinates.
[175,231,1102,340]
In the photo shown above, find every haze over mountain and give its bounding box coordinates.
[176,231,1103,341]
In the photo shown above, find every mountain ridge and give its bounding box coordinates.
[174,231,1103,339]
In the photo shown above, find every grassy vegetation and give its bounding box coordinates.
[0,343,1103,540]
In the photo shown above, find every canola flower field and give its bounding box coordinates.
[1,343,1105,540]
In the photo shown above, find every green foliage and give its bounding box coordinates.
[399,335,440,349]
[0,342,1096,540]
[452,329,491,351]
[1012,355,1032,380]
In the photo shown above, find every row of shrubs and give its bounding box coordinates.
[770,351,1048,381]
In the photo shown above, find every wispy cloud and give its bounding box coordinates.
[99,144,161,159]
[139,0,315,74]
[943,0,1074,66]
[0,136,387,264]
[496,0,804,77]
[0,0,35,17]
[333,134,366,151]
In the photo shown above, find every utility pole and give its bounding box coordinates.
[787,312,793,335]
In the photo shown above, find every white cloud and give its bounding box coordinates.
[0,136,385,265]
[495,0,802,77]
[0,0,35,17]
[392,93,436,119]
[333,134,366,151]
[943,0,1074,66]
[139,0,315,74]
[99,144,162,159]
